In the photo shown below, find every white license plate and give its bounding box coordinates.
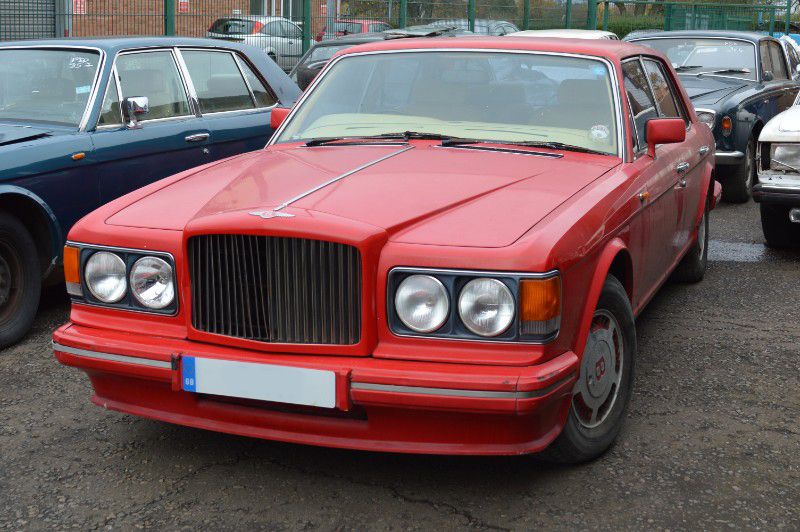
[181,356,336,408]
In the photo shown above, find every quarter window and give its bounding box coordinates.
[182,50,255,113]
[643,59,686,124]
[116,51,190,121]
[622,59,658,150]
[97,73,122,127]
[237,58,278,107]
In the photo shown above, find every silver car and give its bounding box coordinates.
[208,16,303,71]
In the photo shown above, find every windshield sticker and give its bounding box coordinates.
[69,56,94,69]
[75,85,91,95]
[590,124,611,144]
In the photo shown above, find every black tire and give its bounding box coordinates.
[722,138,755,203]
[0,211,41,349]
[761,203,800,248]
[672,200,709,283]
[542,275,636,464]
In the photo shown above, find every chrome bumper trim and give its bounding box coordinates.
[715,150,745,162]
[52,341,172,369]
[351,378,573,399]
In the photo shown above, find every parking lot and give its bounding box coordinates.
[0,200,796,530]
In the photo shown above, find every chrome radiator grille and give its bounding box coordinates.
[188,235,361,345]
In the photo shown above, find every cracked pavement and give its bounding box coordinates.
[1,201,798,530]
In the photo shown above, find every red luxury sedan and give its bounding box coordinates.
[54,37,720,461]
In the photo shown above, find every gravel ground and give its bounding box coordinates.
[1,201,798,531]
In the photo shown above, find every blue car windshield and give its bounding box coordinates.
[0,48,100,127]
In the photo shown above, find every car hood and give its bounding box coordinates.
[106,143,619,248]
[678,75,750,106]
[0,124,53,146]
[759,105,800,142]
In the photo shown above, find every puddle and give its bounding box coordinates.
[708,240,799,263]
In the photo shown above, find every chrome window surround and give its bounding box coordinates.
[67,241,178,317]
[0,45,106,132]
[628,36,760,82]
[386,266,561,345]
[268,48,627,161]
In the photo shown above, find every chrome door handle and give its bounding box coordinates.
[185,133,210,143]
[676,162,690,174]
[676,178,688,189]
[699,146,709,156]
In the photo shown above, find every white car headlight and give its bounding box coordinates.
[695,109,716,129]
[458,278,515,337]
[130,256,175,310]
[770,143,800,172]
[395,275,449,333]
[85,251,127,303]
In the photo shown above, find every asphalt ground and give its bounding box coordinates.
[1,200,798,530]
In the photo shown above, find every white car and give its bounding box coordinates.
[208,16,303,71]
[755,93,800,247]
[507,29,619,40]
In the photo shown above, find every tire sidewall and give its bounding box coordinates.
[0,212,41,349]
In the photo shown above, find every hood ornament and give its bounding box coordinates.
[249,210,294,219]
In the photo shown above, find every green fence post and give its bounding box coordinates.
[586,0,598,30]
[399,0,407,28]
[664,3,673,31]
[164,0,175,35]
[468,0,476,32]
[786,0,792,35]
[302,0,311,53]
[523,0,530,30]
[565,0,573,28]
[602,1,610,31]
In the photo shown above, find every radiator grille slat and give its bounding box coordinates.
[189,235,361,345]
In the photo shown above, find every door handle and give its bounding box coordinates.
[699,146,709,156]
[676,178,688,189]
[185,133,210,143]
[676,162,690,174]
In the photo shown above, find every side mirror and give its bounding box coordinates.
[270,107,291,130]
[646,118,686,158]
[122,96,149,129]
[763,70,774,82]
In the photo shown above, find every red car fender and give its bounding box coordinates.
[573,238,630,361]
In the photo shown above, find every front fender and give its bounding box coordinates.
[0,185,63,271]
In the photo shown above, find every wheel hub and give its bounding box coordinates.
[0,253,11,308]
[572,309,624,429]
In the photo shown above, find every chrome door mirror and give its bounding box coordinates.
[122,96,149,129]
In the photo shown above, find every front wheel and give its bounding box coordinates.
[542,275,636,464]
[761,203,800,248]
[0,212,41,349]
[722,138,755,203]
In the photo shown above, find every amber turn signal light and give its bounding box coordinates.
[721,116,733,136]
[63,245,82,297]
[519,277,561,337]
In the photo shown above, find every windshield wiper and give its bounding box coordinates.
[306,131,462,147]
[697,68,751,76]
[441,138,610,156]
[675,65,703,72]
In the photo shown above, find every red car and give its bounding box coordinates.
[54,38,719,461]
[315,19,391,41]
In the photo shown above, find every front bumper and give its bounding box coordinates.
[53,323,578,455]
[753,182,800,206]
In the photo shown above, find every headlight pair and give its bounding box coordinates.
[390,269,560,342]
[65,245,176,313]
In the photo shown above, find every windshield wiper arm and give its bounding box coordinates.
[306,131,462,147]
[698,68,751,76]
[442,138,609,156]
[675,65,703,72]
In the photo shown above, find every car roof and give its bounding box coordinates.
[0,36,255,54]
[338,35,657,62]
[627,30,772,43]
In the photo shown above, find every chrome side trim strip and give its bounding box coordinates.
[53,341,172,369]
[715,151,745,160]
[351,377,573,399]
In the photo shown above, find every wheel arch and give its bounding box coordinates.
[0,186,63,279]
[573,239,634,358]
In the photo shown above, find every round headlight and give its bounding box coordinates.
[458,278,515,337]
[85,251,127,303]
[395,275,449,333]
[130,256,175,310]
[696,110,716,129]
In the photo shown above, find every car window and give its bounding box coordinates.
[237,56,278,107]
[281,21,301,39]
[622,59,657,150]
[760,42,774,77]
[785,44,800,76]
[116,51,191,121]
[97,72,122,127]
[265,21,284,37]
[209,18,260,35]
[768,41,788,80]
[643,59,685,124]
[637,38,757,80]
[370,23,390,32]
[182,50,254,113]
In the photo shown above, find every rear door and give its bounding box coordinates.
[91,48,211,203]
[178,48,279,159]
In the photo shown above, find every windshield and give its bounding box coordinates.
[276,51,619,155]
[0,48,100,127]
[308,44,351,63]
[635,38,757,80]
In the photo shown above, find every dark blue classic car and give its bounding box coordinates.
[0,37,300,347]
[628,31,800,203]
